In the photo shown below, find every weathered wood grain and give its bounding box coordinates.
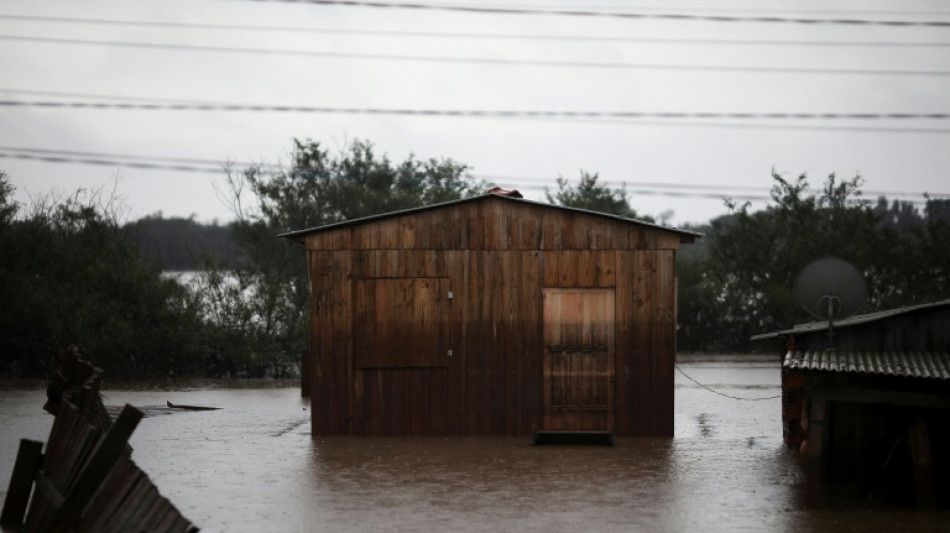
[299,195,691,436]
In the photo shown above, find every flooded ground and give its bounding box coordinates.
[2,360,947,532]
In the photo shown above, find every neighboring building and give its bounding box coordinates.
[752,299,950,507]
[282,190,698,438]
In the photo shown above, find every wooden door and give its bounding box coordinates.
[353,277,452,435]
[542,288,615,431]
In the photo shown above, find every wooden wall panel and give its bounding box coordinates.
[653,250,676,437]
[308,250,352,435]
[308,245,681,436]
[354,368,448,435]
[444,251,465,434]
[302,196,692,436]
[354,278,450,368]
[540,211,562,250]
[557,250,578,287]
[463,249,485,434]
[594,250,616,287]
[501,252,521,435]
[520,251,543,434]
[613,251,634,435]
[300,197,693,252]
[576,250,596,288]
[634,251,658,436]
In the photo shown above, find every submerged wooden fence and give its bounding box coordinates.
[1,349,197,532]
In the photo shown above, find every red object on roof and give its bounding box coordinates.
[487,187,523,198]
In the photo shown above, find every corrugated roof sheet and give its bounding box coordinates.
[751,298,950,341]
[783,350,950,380]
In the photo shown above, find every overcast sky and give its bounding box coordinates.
[1,0,948,227]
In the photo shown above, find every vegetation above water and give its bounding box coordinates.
[1,138,948,378]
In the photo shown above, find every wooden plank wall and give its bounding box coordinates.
[304,197,690,252]
[798,306,950,353]
[305,197,683,436]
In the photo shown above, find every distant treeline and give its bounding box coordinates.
[123,214,246,271]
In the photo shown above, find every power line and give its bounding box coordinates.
[232,0,950,27]
[0,148,770,201]
[675,364,781,401]
[3,99,949,121]
[3,14,947,48]
[0,145,279,170]
[3,34,949,77]
[0,88,238,105]
[457,4,950,17]
[0,151,226,174]
[1,146,944,202]
[4,98,950,134]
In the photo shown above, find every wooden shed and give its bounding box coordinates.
[282,191,699,438]
[752,299,950,507]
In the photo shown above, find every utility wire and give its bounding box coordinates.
[5,98,950,133]
[0,151,227,174]
[0,145,281,170]
[4,99,949,120]
[7,101,950,135]
[448,4,950,17]
[2,34,949,77]
[0,88,238,105]
[3,14,947,48]
[675,364,782,401]
[0,149,774,201]
[233,0,950,27]
[0,146,944,202]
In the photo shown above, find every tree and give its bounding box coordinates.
[204,138,485,375]
[0,171,16,225]
[0,177,210,378]
[677,171,889,352]
[545,171,653,221]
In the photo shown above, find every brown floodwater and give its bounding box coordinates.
[2,360,947,532]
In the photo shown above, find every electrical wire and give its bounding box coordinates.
[675,364,782,401]
[3,99,949,120]
[0,145,281,170]
[231,0,950,27]
[0,146,943,203]
[0,149,774,201]
[5,97,950,134]
[2,34,949,77]
[438,4,950,17]
[2,14,947,48]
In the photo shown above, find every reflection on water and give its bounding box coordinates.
[1,361,947,532]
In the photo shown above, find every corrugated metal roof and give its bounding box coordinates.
[279,192,703,241]
[751,298,950,341]
[783,350,950,380]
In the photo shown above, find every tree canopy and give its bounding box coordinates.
[676,171,950,353]
[0,174,213,378]
[545,171,653,221]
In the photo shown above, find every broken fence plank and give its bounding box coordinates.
[0,440,44,527]
[45,404,144,532]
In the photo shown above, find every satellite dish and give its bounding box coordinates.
[795,257,867,350]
